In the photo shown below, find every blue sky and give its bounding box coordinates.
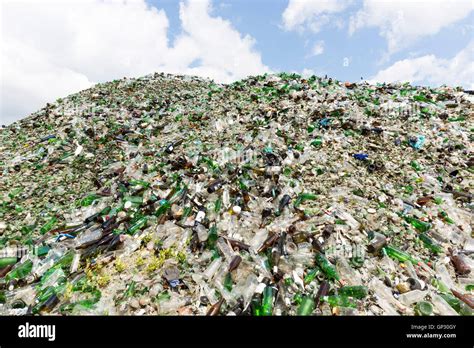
[1,0,473,124]
[146,0,473,82]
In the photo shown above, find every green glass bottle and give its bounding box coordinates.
[0,257,17,268]
[304,269,319,284]
[439,211,454,224]
[127,217,147,235]
[155,199,171,217]
[224,273,233,291]
[440,293,461,310]
[33,282,69,314]
[39,268,57,287]
[315,253,339,280]
[8,187,23,199]
[36,245,51,257]
[21,225,35,235]
[238,179,249,191]
[297,296,315,316]
[210,248,220,261]
[181,205,192,223]
[410,161,422,172]
[36,285,56,304]
[293,293,303,305]
[40,217,57,235]
[129,179,150,188]
[251,292,262,316]
[311,137,323,148]
[124,195,143,205]
[99,206,111,216]
[80,194,99,207]
[108,206,123,218]
[214,197,222,213]
[76,298,99,309]
[169,186,187,204]
[54,250,74,271]
[261,286,274,316]
[404,216,431,232]
[438,293,472,315]
[431,278,450,293]
[322,295,357,308]
[338,285,368,299]
[5,259,33,282]
[207,225,218,249]
[75,289,101,309]
[419,233,443,254]
[383,246,418,264]
[294,193,317,208]
[415,301,433,316]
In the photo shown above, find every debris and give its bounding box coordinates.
[0,72,472,316]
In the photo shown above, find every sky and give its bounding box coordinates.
[1,0,473,125]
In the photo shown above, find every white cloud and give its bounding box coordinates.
[1,38,93,125]
[349,0,474,55]
[301,68,315,77]
[369,41,474,89]
[310,40,325,56]
[0,0,269,125]
[173,0,269,81]
[282,0,353,33]
[296,67,329,78]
